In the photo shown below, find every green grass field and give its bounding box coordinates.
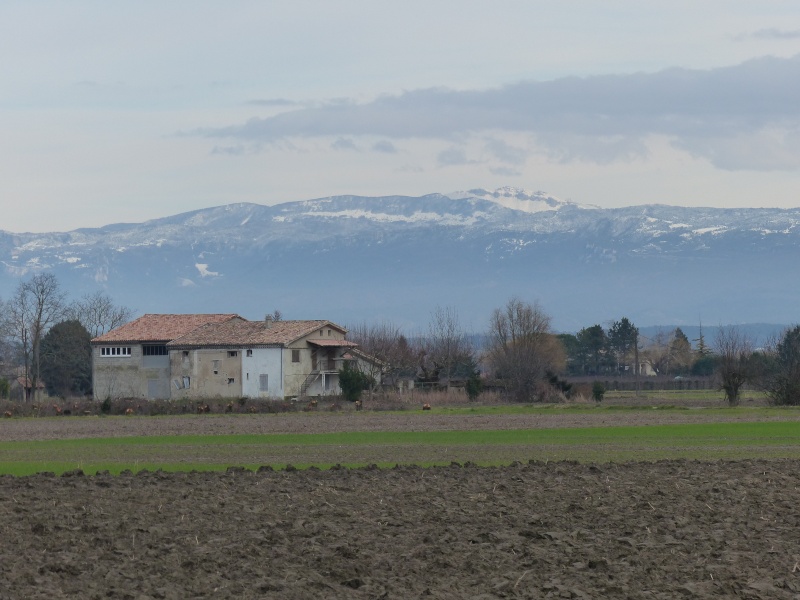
[2,417,799,476]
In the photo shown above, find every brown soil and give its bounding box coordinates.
[2,460,800,599]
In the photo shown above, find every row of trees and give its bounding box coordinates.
[4,273,800,406]
[348,298,565,403]
[0,274,133,400]
[351,303,800,406]
[558,321,700,378]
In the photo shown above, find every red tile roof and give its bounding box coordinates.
[307,339,358,347]
[168,319,349,348]
[91,314,241,344]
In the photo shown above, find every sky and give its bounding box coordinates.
[3,1,800,233]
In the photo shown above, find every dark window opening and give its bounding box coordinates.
[143,345,168,356]
[292,349,300,363]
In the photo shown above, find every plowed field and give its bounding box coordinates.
[2,411,800,598]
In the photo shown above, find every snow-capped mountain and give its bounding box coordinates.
[2,187,799,331]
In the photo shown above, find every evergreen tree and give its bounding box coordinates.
[694,322,711,357]
[577,324,608,375]
[764,325,800,405]
[669,327,694,374]
[338,362,373,402]
[465,365,483,401]
[40,319,92,398]
[609,317,639,376]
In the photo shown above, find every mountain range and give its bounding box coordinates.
[2,187,799,333]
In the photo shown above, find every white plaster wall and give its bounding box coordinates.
[242,348,283,398]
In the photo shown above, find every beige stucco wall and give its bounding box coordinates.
[170,349,243,400]
[282,326,348,398]
[92,345,171,400]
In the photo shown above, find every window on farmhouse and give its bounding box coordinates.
[246,349,253,357]
[292,349,300,363]
[143,345,168,356]
[101,347,131,357]
[228,351,238,357]
[259,374,269,392]
[227,378,235,384]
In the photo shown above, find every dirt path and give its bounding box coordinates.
[2,460,799,599]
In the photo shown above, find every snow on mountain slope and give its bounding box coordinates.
[2,187,800,329]
[445,186,592,213]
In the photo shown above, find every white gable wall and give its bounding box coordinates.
[242,347,283,398]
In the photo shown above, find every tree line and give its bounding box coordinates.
[0,274,132,400]
[348,302,800,406]
[3,273,800,406]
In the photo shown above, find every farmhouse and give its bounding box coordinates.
[91,314,374,401]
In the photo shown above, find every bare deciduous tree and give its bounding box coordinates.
[346,321,415,396]
[5,274,66,401]
[486,297,565,402]
[641,330,672,376]
[423,306,474,391]
[67,291,134,338]
[714,325,753,406]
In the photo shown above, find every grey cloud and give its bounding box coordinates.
[437,147,474,166]
[750,28,800,40]
[372,140,398,153]
[484,138,527,165]
[489,166,522,176]
[331,137,358,151]
[537,133,649,164]
[673,127,800,171]
[397,164,424,173]
[211,144,247,156]
[199,55,800,169]
[246,98,301,107]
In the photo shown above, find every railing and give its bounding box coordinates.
[299,372,320,397]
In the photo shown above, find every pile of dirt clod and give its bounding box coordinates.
[2,460,799,599]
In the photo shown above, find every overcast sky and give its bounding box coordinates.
[3,1,800,232]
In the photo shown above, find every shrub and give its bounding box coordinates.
[592,382,605,403]
[465,371,483,401]
[339,364,373,402]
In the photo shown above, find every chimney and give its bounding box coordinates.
[265,314,273,328]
